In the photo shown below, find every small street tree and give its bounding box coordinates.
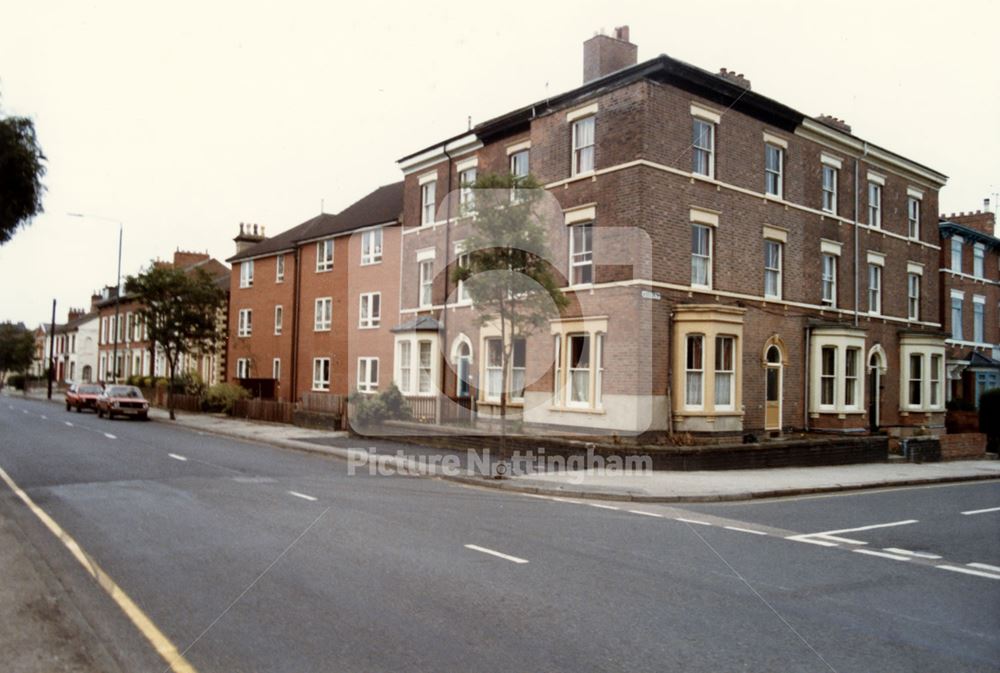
[126,265,226,420]
[452,173,567,476]
[0,96,46,245]
[0,321,35,389]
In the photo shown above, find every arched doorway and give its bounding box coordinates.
[868,346,887,432]
[764,344,783,431]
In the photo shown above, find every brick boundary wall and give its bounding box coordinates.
[939,433,986,460]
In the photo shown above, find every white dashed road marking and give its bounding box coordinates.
[853,549,911,561]
[937,565,1000,580]
[588,503,620,511]
[725,526,768,536]
[676,517,713,526]
[288,491,317,502]
[464,544,529,564]
[168,454,188,462]
[40,415,46,420]
[628,510,664,518]
[65,421,73,427]
[961,506,1000,516]
[968,562,1000,573]
[103,433,116,440]
[883,548,941,559]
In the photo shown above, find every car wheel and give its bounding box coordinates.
[139,412,148,421]
[76,406,82,413]
[66,402,71,412]
[97,408,103,418]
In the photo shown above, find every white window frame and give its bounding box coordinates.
[821,165,838,214]
[714,335,735,411]
[691,224,712,289]
[316,239,334,272]
[566,333,592,408]
[819,345,837,409]
[844,347,861,410]
[397,341,412,394]
[272,357,281,381]
[908,197,920,239]
[459,166,477,213]
[418,340,433,394]
[951,236,963,273]
[684,334,704,409]
[821,254,837,307]
[314,297,332,332]
[359,292,381,329]
[973,295,986,343]
[357,357,379,394]
[764,143,783,198]
[237,308,252,337]
[419,260,434,308]
[951,291,964,341]
[571,116,595,176]
[421,180,436,226]
[692,118,715,178]
[764,239,782,300]
[274,305,283,335]
[973,243,985,279]
[455,244,472,304]
[569,222,594,286]
[868,263,882,315]
[361,228,383,265]
[276,254,285,282]
[312,357,330,392]
[868,182,882,228]
[236,357,250,379]
[240,260,254,288]
[510,149,529,180]
[907,274,920,321]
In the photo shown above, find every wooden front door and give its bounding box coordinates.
[764,345,782,431]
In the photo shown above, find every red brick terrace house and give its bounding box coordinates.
[939,207,1000,406]
[95,250,230,384]
[393,27,949,440]
[226,183,403,402]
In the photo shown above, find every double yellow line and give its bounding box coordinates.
[0,465,199,673]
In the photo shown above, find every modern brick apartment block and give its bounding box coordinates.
[938,208,1000,407]
[96,250,230,385]
[226,183,403,402]
[394,29,948,439]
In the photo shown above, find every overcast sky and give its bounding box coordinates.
[2,0,997,326]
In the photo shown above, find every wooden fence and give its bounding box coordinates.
[299,393,347,416]
[232,398,295,424]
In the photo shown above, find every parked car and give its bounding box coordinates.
[96,385,150,420]
[65,383,105,413]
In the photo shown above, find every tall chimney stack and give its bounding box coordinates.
[583,25,637,84]
[233,221,266,254]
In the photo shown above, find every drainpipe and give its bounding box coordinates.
[803,325,811,432]
[665,310,673,435]
[290,246,302,403]
[438,142,455,425]
[854,142,870,327]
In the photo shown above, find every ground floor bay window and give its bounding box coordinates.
[671,305,745,432]
[808,327,865,422]
[550,318,608,412]
[899,333,946,416]
[393,332,440,397]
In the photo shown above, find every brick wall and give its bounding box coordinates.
[940,432,986,460]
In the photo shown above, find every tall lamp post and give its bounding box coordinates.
[68,213,123,383]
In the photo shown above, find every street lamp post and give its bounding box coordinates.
[68,213,123,383]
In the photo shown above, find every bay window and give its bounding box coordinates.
[418,340,432,394]
[820,346,836,407]
[397,341,411,393]
[685,335,704,408]
[714,336,734,409]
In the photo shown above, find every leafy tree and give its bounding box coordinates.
[125,265,227,419]
[0,98,46,244]
[452,173,568,474]
[0,321,35,388]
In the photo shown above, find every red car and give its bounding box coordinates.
[96,385,150,420]
[65,383,104,413]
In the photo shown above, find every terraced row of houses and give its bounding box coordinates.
[224,28,998,439]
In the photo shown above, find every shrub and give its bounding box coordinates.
[978,389,1000,452]
[946,398,976,412]
[203,383,250,413]
[181,371,205,396]
[7,373,25,390]
[349,384,411,429]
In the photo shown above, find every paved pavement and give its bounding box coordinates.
[1,392,999,672]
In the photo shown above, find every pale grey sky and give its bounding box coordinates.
[1,0,997,326]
